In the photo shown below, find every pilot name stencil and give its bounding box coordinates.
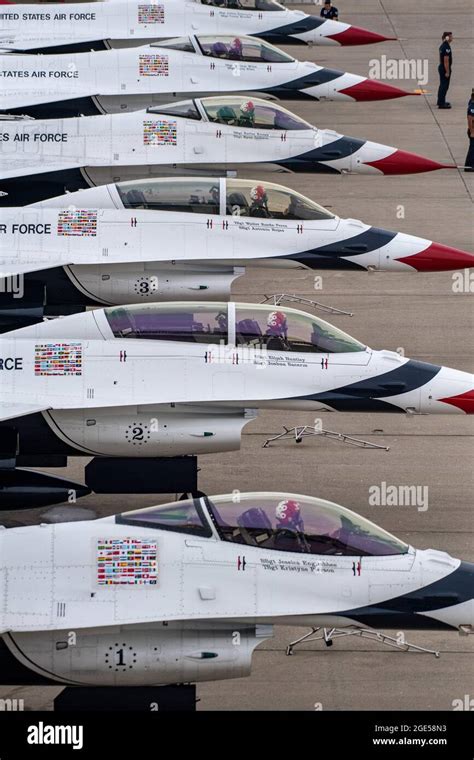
[214,11,256,20]
[266,355,309,369]
[223,62,258,73]
[232,130,271,141]
[260,558,336,574]
[233,219,286,234]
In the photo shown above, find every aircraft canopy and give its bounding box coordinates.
[149,96,313,130]
[116,177,334,221]
[154,34,294,62]
[197,0,286,11]
[118,492,410,557]
[104,302,366,353]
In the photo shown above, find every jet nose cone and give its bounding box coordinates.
[396,241,474,272]
[419,366,474,414]
[438,388,474,414]
[339,79,414,101]
[328,26,397,46]
[365,149,456,175]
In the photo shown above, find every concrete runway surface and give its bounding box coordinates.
[0,0,473,711]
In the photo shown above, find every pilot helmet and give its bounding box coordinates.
[217,105,237,122]
[215,310,228,329]
[240,100,255,115]
[267,310,287,333]
[275,499,304,531]
[250,184,267,203]
[230,37,243,52]
[212,41,228,56]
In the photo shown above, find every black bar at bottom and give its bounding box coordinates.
[0,711,471,757]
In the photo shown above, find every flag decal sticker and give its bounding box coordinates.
[97,538,158,585]
[143,119,177,146]
[57,210,98,237]
[34,342,82,376]
[139,54,169,77]
[138,4,164,24]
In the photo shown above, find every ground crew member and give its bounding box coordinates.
[320,1,339,20]
[437,32,453,109]
[465,88,474,171]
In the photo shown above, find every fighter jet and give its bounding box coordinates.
[0,36,414,119]
[0,96,454,206]
[0,491,471,687]
[1,178,472,323]
[0,0,395,55]
[0,301,472,507]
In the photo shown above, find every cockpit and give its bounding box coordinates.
[198,35,294,62]
[153,35,295,63]
[104,302,366,353]
[197,0,285,11]
[116,177,334,221]
[117,492,410,557]
[148,96,313,131]
[117,177,221,215]
[150,37,196,53]
[205,96,312,130]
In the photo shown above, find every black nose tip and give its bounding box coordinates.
[421,561,474,609]
[452,561,474,601]
[338,560,474,631]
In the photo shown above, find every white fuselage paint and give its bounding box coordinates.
[0,43,367,112]
[1,307,473,424]
[0,513,466,636]
[0,203,433,287]
[0,105,396,180]
[0,1,348,52]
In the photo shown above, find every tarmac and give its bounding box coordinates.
[0,0,473,711]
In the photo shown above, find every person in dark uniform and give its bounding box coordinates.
[320,0,339,20]
[437,32,453,109]
[465,89,474,172]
